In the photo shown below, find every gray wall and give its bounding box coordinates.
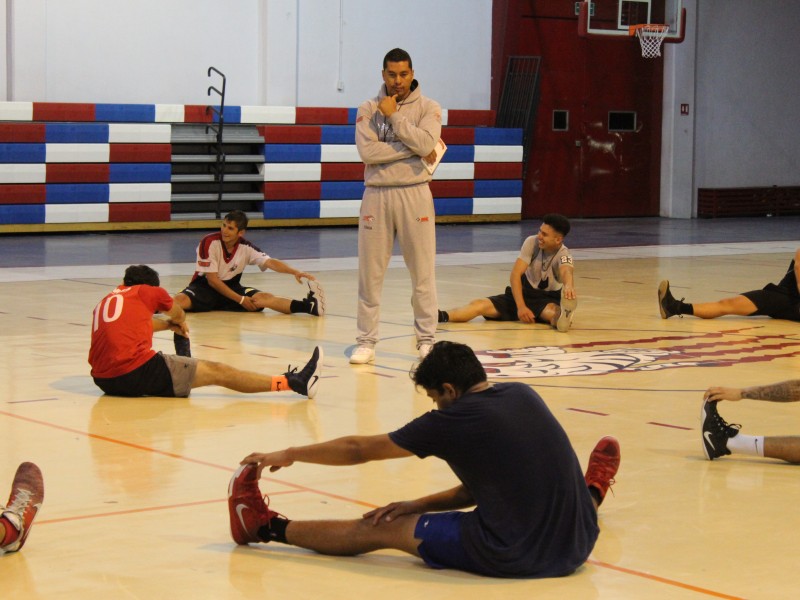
[1,0,492,110]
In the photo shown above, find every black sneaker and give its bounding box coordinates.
[701,400,741,460]
[437,310,449,323]
[658,280,683,319]
[174,333,191,357]
[304,281,325,317]
[285,346,323,399]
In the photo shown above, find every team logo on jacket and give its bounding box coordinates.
[473,328,800,378]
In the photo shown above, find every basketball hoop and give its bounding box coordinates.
[630,24,670,58]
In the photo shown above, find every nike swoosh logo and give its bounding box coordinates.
[704,431,715,450]
[236,503,250,528]
[308,375,319,390]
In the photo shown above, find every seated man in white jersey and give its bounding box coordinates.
[438,214,578,332]
[174,210,325,317]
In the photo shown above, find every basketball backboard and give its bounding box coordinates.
[577,0,685,42]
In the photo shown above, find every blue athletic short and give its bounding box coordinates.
[414,511,485,575]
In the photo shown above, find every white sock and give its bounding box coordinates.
[727,433,765,457]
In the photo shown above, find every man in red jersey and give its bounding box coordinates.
[89,265,322,399]
[174,210,325,317]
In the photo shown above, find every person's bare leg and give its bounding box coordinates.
[193,360,277,392]
[691,295,757,319]
[446,298,501,323]
[764,437,800,464]
[173,292,193,310]
[252,292,292,314]
[540,302,558,326]
[285,514,422,557]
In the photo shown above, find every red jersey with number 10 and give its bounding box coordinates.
[88,284,174,379]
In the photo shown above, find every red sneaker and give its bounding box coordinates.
[584,436,620,505]
[227,464,279,545]
[1,462,44,552]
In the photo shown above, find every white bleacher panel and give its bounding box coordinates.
[260,163,322,182]
[320,145,360,163]
[0,164,46,183]
[109,183,171,203]
[474,145,524,162]
[241,106,296,124]
[108,124,171,143]
[319,199,361,218]
[471,197,522,214]
[441,109,448,126]
[45,203,109,223]
[0,102,34,121]
[155,104,185,122]
[45,144,110,163]
[432,163,475,180]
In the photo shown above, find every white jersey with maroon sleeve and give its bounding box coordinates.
[192,232,271,282]
[518,236,573,292]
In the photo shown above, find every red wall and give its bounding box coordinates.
[493,0,662,218]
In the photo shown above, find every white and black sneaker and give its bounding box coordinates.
[285,346,323,399]
[556,288,577,333]
[306,280,326,317]
[701,400,740,460]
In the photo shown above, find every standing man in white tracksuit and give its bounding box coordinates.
[350,48,442,365]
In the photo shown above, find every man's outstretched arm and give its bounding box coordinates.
[704,380,800,403]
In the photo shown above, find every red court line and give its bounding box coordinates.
[0,409,738,596]
[648,421,692,430]
[567,408,609,416]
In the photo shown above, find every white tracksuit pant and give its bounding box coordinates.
[356,183,437,348]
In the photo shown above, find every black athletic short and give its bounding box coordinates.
[742,283,800,321]
[487,276,560,323]
[93,352,198,398]
[180,276,263,312]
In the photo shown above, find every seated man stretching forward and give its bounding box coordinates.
[702,379,800,464]
[438,214,578,332]
[1,462,44,553]
[228,341,620,578]
[175,210,325,317]
[89,265,322,399]
[659,248,800,322]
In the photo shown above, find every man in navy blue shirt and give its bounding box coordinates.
[228,341,620,578]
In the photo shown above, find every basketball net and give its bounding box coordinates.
[634,24,669,58]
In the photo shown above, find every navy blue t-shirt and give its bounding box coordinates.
[389,382,599,578]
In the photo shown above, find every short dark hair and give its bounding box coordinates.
[224,209,248,231]
[123,265,160,287]
[383,48,412,70]
[542,213,570,237]
[411,341,487,395]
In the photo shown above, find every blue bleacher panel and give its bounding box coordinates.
[321,181,365,200]
[0,204,45,224]
[474,128,524,145]
[263,200,320,219]
[473,180,523,197]
[320,126,356,144]
[434,197,473,215]
[46,124,109,143]
[46,184,110,204]
[264,144,322,163]
[95,104,157,123]
[0,143,47,163]
[442,145,475,163]
[109,164,171,183]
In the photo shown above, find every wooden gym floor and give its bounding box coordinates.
[1,217,798,599]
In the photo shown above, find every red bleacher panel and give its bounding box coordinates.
[321,163,363,181]
[441,127,475,145]
[262,182,322,200]
[259,125,321,143]
[109,144,171,163]
[32,103,95,122]
[430,181,474,197]
[184,105,213,123]
[0,123,46,142]
[474,163,523,179]
[446,110,496,127]
[47,164,110,183]
[109,202,171,222]
[295,107,349,124]
[0,185,46,204]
